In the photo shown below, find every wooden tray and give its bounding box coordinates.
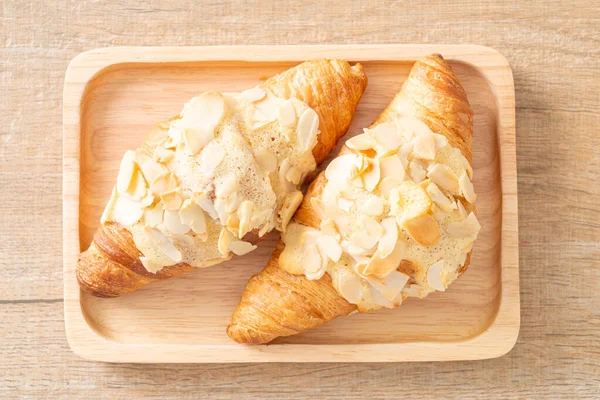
[63,45,519,363]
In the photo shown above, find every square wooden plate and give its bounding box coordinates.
[63,45,519,363]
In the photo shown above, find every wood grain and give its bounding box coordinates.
[1,0,598,397]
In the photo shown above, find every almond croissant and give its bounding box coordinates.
[77,60,367,298]
[227,54,477,344]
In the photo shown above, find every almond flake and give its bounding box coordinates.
[179,199,207,235]
[426,182,455,212]
[361,159,381,192]
[240,87,266,102]
[337,273,363,304]
[297,108,320,152]
[456,199,468,218]
[346,133,375,151]
[409,159,427,183]
[125,169,148,201]
[144,227,182,263]
[338,197,353,213]
[254,148,278,174]
[377,217,399,258]
[372,122,402,151]
[379,177,403,198]
[325,154,359,182]
[413,133,436,160]
[135,148,167,184]
[218,227,234,256]
[139,256,163,274]
[254,91,279,121]
[362,195,384,216]
[279,191,303,232]
[345,241,374,257]
[350,215,383,249]
[153,146,175,163]
[363,240,405,278]
[100,188,118,224]
[144,201,164,227]
[278,158,295,191]
[310,197,327,219]
[320,218,340,240]
[433,133,449,149]
[194,192,219,220]
[397,115,432,139]
[448,212,481,238]
[112,195,144,226]
[316,235,342,263]
[388,181,431,222]
[368,270,410,301]
[163,209,190,234]
[178,91,226,131]
[229,240,257,256]
[160,191,183,210]
[200,142,226,174]
[285,166,302,185]
[304,245,327,280]
[403,214,440,247]
[140,193,155,207]
[150,171,179,195]
[276,99,296,127]
[237,200,254,237]
[459,173,477,204]
[379,154,406,181]
[427,260,446,291]
[427,163,459,194]
[183,125,215,155]
[116,150,137,195]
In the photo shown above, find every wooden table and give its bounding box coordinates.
[1,1,598,398]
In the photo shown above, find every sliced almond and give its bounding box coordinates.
[363,239,405,278]
[371,122,401,151]
[163,125,183,149]
[346,133,375,151]
[278,158,295,191]
[459,173,477,204]
[426,182,455,212]
[310,197,327,219]
[368,270,410,301]
[379,177,403,198]
[125,169,148,201]
[160,191,183,210]
[116,150,137,195]
[338,197,353,213]
[316,235,343,263]
[144,201,164,227]
[194,192,219,220]
[285,166,302,185]
[337,272,363,304]
[163,209,190,234]
[218,227,234,256]
[377,217,399,258]
[325,154,360,182]
[350,215,383,249]
[361,158,381,192]
[183,125,215,155]
[304,245,327,280]
[179,199,207,235]
[216,175,237,199]
[403,214,440,247]
[427,163,459,194]
[100,187,118,224]
[153,146,175,163]
[456,199,468,218]
[144,227,182,263]
[276,99,296,127]
[379,153,406,181]
[402,284,423,298]
[179,91,226,131]
[139,256,163,274]
[240,87,266,102]
[412,133,436,160]
[297,108,320,152]
[150,171,179,195]
[279,191,303,232]
[254,91,280,121]
[433,133,449,149]
[362,195,384,216]
[409,159,427,183]
[427,260,446,291]
[200,142,225,174]
[112,195,144,226]
[237,200,254,237]
[397,115,432,139]
[226,213,240,234]
[135,149,167,184]
[345,241,375,257]
[254,148,278,174]
[228,240,257,256]
[320,218,340,240]
[448,212,481,238]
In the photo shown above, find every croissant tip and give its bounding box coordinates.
[226,323,269,345]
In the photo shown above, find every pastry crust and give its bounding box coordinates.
[227,54,474,344]
[77,60,367,298]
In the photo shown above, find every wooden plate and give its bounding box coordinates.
[63,45,519,362]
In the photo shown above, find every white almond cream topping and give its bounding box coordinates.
[280,115,479,311]
[102,88,321,273]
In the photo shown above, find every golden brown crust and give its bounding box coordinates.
[227,54,474,344]
[77,60,367,298]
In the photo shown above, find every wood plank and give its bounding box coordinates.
[1,0,598,396]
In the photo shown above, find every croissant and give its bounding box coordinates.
[227,54,478,344]
[77,60,367,298]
